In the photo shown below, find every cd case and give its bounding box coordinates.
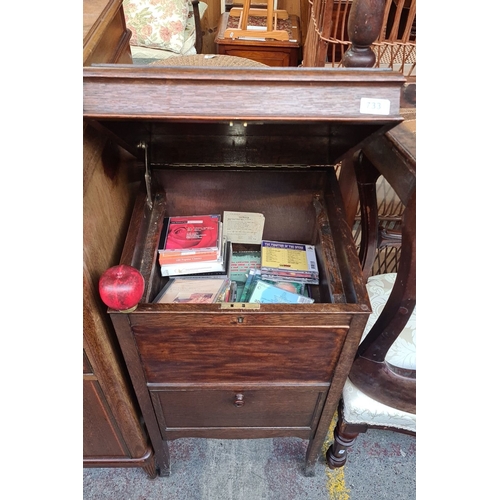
[153,277,230,304]
[248,280,314,304]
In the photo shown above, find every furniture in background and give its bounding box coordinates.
[83,0,156,478]
[326,122,416,468]
[222,0,290,41]
[123,0,208,63]
[225,0,306,40]
[215,10,301,66]
[302,0,415,82]
[84,0,132,65]
[148,53,268,66]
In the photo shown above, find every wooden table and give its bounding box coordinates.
[215,12,301,66]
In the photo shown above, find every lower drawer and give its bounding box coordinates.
[150,385,329,439]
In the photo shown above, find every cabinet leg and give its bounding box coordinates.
[154,441,171,477]
[158,465,171,477]
[304,440,319,477]
[303,461,316,477]
[143,458,158,479]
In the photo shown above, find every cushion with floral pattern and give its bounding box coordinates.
[124,0,190,54]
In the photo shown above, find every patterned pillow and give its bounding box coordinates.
[124,0,190,54]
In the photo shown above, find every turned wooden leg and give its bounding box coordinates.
[326,424,360,468]
[342,0,385,68]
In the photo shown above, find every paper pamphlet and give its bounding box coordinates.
[222,211,265,244]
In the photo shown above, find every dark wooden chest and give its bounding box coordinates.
[83,64,405,477]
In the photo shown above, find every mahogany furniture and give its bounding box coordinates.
[83,0,156,478]
[84,61,407,477]
[326,122,416,468]
[215,12,301,66]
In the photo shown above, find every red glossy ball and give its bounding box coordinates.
[99,265,145,311]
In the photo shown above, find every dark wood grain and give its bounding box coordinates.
[304,312,369,475]
[84,49,410,477]
[351,189,416,412]
[83,66,405,122]
[132,324,347,384]
[109,312,172,476]
[151,386,327,435]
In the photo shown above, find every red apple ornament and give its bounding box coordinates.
[99,265,145,312]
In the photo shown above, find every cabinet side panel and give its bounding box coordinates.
[83,123,149,460]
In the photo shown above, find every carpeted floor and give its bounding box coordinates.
[83,424,416,499]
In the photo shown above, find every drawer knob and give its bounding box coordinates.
[234,393,245,407]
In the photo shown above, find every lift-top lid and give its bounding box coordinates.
[83,65,406,165]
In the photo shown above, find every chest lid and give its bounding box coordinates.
[83,65,405,166]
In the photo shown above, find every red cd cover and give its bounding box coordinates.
[162,215,221,251]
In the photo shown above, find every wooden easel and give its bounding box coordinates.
[224,0,289,41]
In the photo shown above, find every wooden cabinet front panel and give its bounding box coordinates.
[150,386,328,439]
[133,324,347,384]
[83,380,129,457]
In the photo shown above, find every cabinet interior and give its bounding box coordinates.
[95,119,376,309]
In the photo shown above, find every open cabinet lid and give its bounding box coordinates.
[83,65,406,165]
[83,65,405,121]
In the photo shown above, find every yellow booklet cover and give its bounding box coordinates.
[260,240,317,273]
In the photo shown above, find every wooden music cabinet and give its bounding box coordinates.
[84,64,405,477]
